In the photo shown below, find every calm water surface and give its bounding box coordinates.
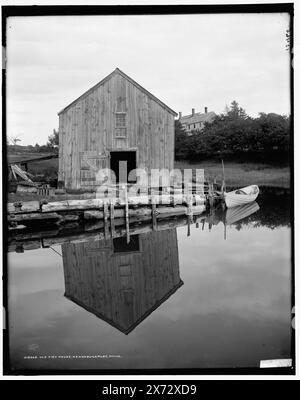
[8,187,292,371]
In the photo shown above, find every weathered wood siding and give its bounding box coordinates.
[58,72,175,189]
[62,229,181,333]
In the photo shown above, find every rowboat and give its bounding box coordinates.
[224,185,259,208]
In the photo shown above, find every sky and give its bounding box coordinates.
[6,13,291,145]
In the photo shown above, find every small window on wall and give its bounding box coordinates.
[115,112,127,137]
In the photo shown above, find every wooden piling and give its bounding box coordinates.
[221,159,226,195]
[188,192,193,223]
[103,201,110,240]
[208,181,214,209]
[151,196,157,231]
[110,199,115,238]
[171,194,175,207]
[186,185,191,236]
[123,185,130,243]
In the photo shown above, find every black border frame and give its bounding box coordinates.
[2,3,295,376]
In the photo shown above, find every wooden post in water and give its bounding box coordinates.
[187,216,191,236]
[187,207,191,236]
[151,196,157,231]
[103,201,110,240]
[123,185,130,244]
[208,181,214,210]
[171,193,175,208]
[187,187,193,223]
[110,198,115,238]
[221,159,226,195]
[186,184,192,236]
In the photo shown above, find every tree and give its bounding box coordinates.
[47,129,59,148]
[175,120,189,160]
[174,101,290,163]
[226,100,248,120]
[256,112,290,160]
[9,135,21,145]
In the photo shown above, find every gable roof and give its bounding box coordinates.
[180,111,216,125]
[65,279,183,335]
[58,68,177,116]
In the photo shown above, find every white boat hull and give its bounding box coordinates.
[224,185,259,208]
[225,201,260,225]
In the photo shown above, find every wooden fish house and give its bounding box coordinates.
[62,230,182,334]
[58,68,177,190]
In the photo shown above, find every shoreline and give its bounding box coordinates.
[175,160,290,189]
[7,160,290,203]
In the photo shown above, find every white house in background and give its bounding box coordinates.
[178,107,216,134]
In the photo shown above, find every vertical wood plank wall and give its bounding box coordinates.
[62,229,180,333]
[58,73,175,189]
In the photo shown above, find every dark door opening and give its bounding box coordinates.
[110,151,136,184]
[113,235,140,253]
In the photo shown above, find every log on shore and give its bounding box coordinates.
[8,200,40,213]
[84,204,205,220]
[84,215,153,231]
[8,212,62,223]
[8,212,80,228]
[9,228,61,242]
[34,194,205,213]
[58,214,80,222]
[84,207,152,220]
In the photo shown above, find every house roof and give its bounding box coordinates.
[65,279,183,335]
[180,111,216,125]
[58,68,177,116]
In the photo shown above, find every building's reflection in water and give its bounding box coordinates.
[61,229,182,334]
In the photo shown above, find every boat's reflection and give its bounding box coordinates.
[225,202,260,225]
[205,201,260,239]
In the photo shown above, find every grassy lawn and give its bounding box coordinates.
[27,158,58,177]
[8,152,58,179]
[174,160,290,188]
[7,156,290,204]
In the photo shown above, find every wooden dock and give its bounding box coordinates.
[8,211,209,254]
[7,181,224,247]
